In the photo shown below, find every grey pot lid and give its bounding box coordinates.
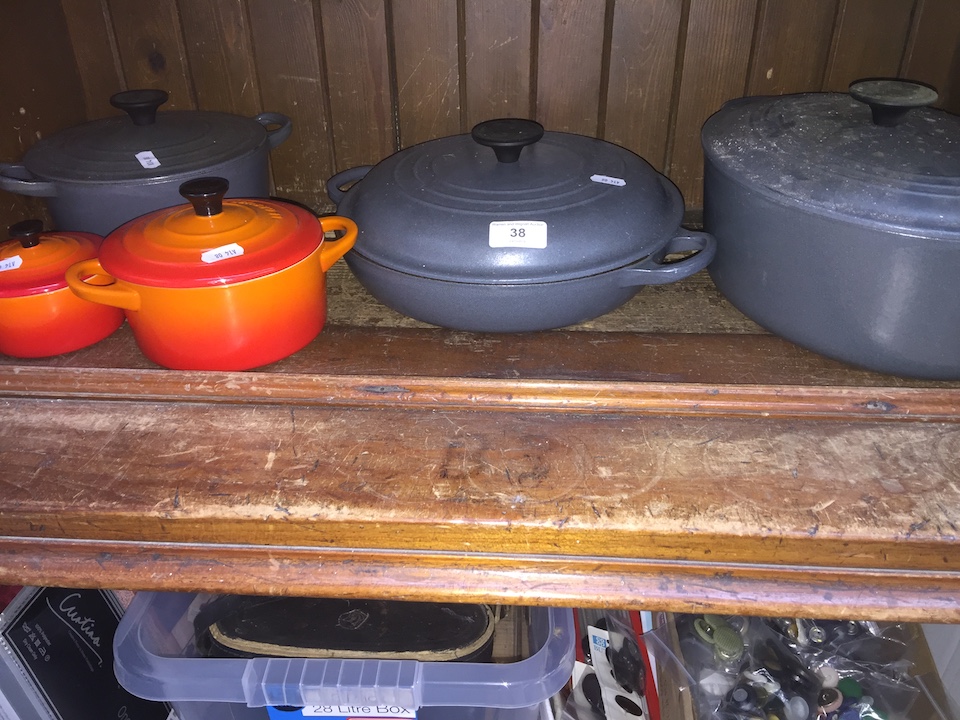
[22,90,271,183]
[336,119,684,284]
[701,79,960,239]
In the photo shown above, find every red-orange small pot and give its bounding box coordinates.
[65,178,357,370]
[0,220,124,358]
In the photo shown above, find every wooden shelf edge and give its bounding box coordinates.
[2,365,959,420]
[2,537,958,622]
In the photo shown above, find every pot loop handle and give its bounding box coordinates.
[254,112,293,150]
[326,166,374,205]
[316,215,359,272]
[616,230,717,287]
[65,259,141,311]
[0,163,58,197]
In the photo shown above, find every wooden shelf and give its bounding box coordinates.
[1,268,959,622]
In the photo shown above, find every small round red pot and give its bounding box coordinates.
[0,220,124,358]
[65,178,357,371]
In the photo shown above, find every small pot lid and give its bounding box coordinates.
[22,90,272,182]
[0,220,100,297]
[100,177,322,288]
[335,119,683,283]
[701,79,960,239]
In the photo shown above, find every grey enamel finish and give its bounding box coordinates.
[0,95,292,236]
[328,121,716,331]
[345,231,715,332]
[702,87,960,379]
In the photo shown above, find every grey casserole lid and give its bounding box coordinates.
[334,119,685,284]
[21,90,279,183]
[701,79,960,240]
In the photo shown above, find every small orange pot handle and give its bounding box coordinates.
[65,258,141,311]
[317,216,358,272]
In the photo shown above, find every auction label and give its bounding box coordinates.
[0,255,23,272]
[590,174,626,187]
[135,151,161,169]
[201,243,245,264]
[488,220,547,249]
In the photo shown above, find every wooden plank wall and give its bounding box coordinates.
[2,0,959,233]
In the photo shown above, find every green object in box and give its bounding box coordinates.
[838,677,863,699]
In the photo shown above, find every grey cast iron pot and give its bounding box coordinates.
[702,79,960,380]
[327,118,716,333]
[0,89,292,236]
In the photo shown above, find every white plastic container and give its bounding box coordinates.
[113,592,575,720]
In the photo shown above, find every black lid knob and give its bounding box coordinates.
[471,118,544,163]
[110,89,170,126]
[849,79,938,127]
[8,219,44,248]
[180,177,229,217]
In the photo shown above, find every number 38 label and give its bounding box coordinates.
[488,221,548,249]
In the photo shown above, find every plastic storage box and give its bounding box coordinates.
[114,591,575,720]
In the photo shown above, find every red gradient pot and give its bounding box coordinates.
[65,178,357,371]
[0,220,124,358]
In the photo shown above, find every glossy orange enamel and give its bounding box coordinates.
[65,216,357,370]
[0,286,124,358]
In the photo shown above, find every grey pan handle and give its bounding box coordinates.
[326,165,374,205]
[615,230,717,287]
[0,163,57,197]
[255,112,293,150]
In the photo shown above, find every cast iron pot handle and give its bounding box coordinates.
[616,230,717,287]
[326,166,374,205]
[848,78,938,127]
[0,163,57,197]
[255,112,293,149]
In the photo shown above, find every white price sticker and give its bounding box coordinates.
[201,243,245,264]
[590,174,626,187]
[0,255,23,273]
[488,221,547,249]
[135,151,161,169]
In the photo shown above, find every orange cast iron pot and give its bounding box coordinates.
[0,220,124,358]
[65,178,357,371]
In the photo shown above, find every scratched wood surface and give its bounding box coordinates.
[0,390,959,620]
[0,271,959,619]
[4,0,960,231]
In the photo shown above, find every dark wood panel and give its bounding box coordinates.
[604,0,682,171]
[247,0,335,210]
[902,0,960,114]
[60,0,124,117]
[668,0,759,206]
[392,0,462,147]
[535,0,607,135]
[106,0,194,107]
[0,0,87,233]
[320,0,396,170]
[824,0,918,91]
[178,0,261,115]
[463,0,534,126]
[747,0,839,95]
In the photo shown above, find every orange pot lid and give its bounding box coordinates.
[0,220,100,298]
[99,177,323,288]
